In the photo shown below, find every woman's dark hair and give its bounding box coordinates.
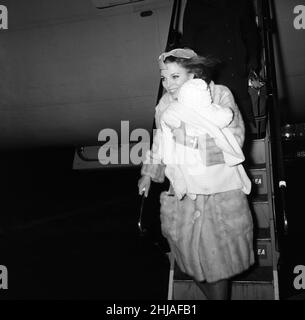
[163,55,220,84]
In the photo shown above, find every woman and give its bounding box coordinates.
[138,48,254,300]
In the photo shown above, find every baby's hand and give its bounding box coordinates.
[172,123,186,145]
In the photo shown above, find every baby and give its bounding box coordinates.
[160,78,250,199]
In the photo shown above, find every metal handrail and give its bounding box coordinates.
[261,0,288,238]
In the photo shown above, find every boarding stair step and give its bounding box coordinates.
[248,165,268,195]
[232,265,273,283]
[251,194,268,203]
[245,137,266,165]
[256,227,270,240]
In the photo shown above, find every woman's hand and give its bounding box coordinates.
[138,175,151,197]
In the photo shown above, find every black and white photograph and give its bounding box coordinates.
[1,0,305,305]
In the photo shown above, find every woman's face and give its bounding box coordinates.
[160,62,194,99]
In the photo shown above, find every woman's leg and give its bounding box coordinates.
[194,279,229,300]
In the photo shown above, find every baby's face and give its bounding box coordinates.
[177,79,211,108]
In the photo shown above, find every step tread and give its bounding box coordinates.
[174,265,274,283]
[251,194,269,203]
[173,262,274,283]
[256,227,271,240]
[248,163,266,170]
[250,137,267,143]
[232,266,274,283]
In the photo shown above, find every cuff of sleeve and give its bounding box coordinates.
[141,163,165,183]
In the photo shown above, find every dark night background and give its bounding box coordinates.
[1,0,305,300]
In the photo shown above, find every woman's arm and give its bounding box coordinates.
[139,115,166,196]
[140,127,166,183]
[218,88,246,147]
[140,97,168,185]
